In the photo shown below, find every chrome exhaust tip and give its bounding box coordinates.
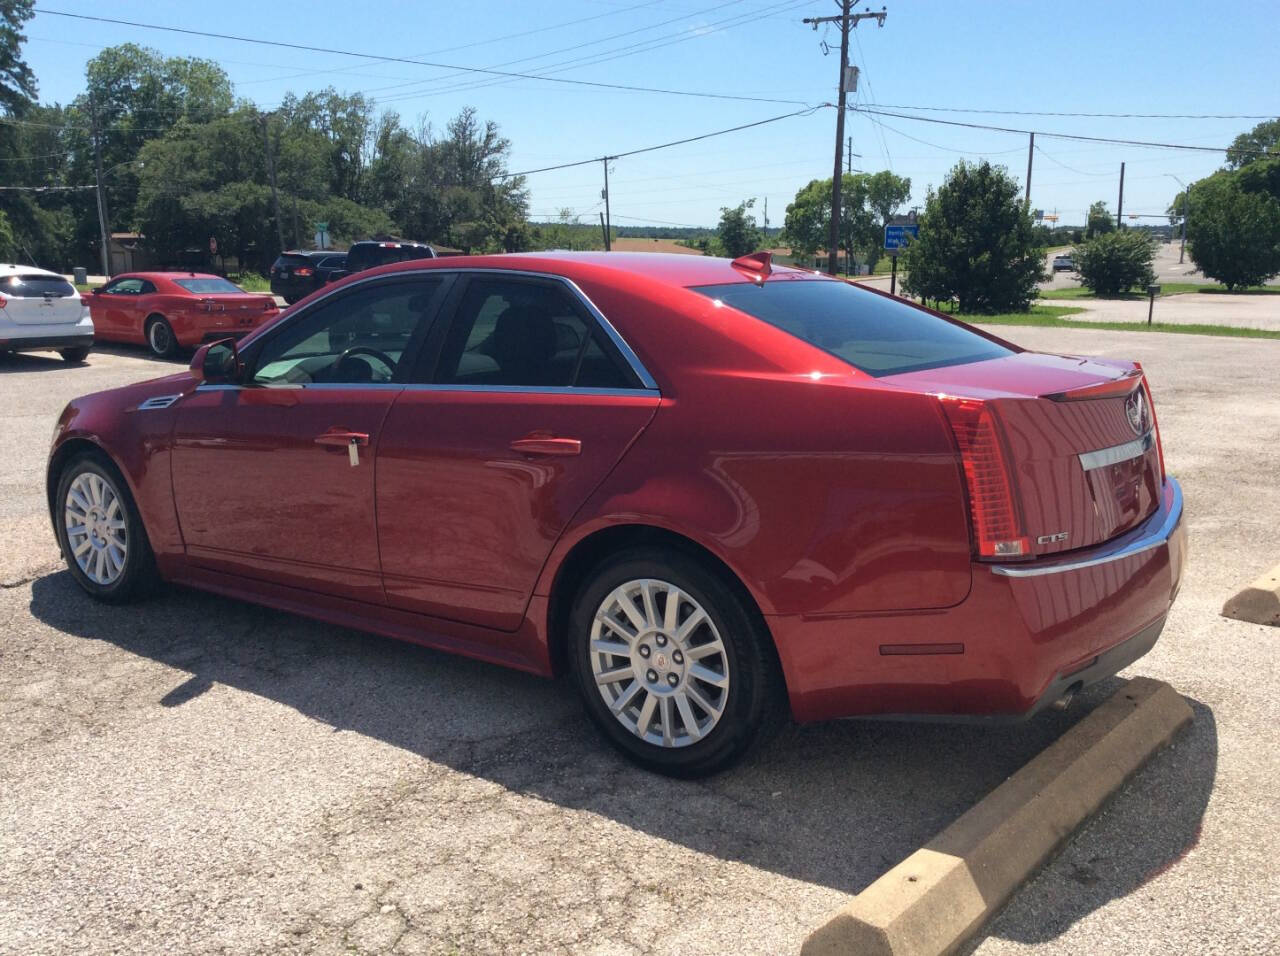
[1052,682,1083,711]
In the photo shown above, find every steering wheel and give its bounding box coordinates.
[333,345,396,381]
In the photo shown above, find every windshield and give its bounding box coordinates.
[2,274,76,298]
[175,277,245,294]
[689,278,1014,377]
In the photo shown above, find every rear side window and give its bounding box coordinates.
[431,278,634,389]
[689,279,1014,376]
[3,274,76,298]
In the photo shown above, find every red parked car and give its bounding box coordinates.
[47,252,1185,776]
[88,272,279,358]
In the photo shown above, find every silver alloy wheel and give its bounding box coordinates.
[64,471,128,586]
[590,578,730,748]
[148,320,172,355]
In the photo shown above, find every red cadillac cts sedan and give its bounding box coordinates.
[47,252,1185,776]
[88,272,279,358]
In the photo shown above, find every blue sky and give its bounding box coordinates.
[20,0,1280,228]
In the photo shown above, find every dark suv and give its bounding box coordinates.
[270,250,349,304]
[343,239,436,276]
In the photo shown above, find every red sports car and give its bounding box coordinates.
[47,252,1185,776]
[88,272,279,358]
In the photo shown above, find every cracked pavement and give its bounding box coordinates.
[2,334,1277,954]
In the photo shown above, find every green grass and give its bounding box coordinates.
[1039,281,1280,301]
[939,303,1280,339]
[229,272,271,293]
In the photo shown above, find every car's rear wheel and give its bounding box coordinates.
[145,315,177,358]
[568,548,779,777]
[54,453,158,603]
[59,346,91,363]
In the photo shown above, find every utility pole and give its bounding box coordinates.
[260,112,286,253]
[601,157,612,251]
[1116,161,1126,229]
[1179,184,1189,264]
[90,97,112,278]
[1024,132,1034,204]
[803,4,886,275]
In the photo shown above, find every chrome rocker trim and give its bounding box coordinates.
[991,477,1183,578]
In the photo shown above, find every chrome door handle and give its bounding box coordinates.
[509,436,582,456]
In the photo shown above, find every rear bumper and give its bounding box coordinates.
[0,332,95,351]
[772,477,1186,722]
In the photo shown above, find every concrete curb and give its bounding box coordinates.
[1221,563,1280,627]
[801,678,1193,956]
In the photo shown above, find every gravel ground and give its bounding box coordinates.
[1,330,1277,955]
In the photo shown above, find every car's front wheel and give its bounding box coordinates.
[54,453,158,603]
[145,315,177,358]
[568,549,780,777]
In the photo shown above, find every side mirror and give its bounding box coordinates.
[91,287,102,295]
[191,337,243,384]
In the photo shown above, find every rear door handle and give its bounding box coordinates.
[510,435,582,456]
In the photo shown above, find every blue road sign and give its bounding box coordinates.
[884,223,919,251]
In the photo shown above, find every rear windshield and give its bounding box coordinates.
[2,274,76,298]
[689,279,1014,376]
[174,278,244,294]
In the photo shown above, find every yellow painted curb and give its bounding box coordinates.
[801,678,1193,956]
[1221,563,1280,627]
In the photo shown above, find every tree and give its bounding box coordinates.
[860,170,911,271]
[782,170,909,270]
[898,160,1045,313]
[1226,118,1280,170]
[1186,171,1280,290]
[1073,231,1156,296]
[0,0,36,116]
[1086,201,1114,238]
[716,199,763,258]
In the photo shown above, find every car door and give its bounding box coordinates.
[376,272,661,632]
[170,275,451,603]
[91,277,143,340]
[128,278,158,341]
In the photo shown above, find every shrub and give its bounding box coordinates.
[1073,231,1156,296]
[1187,172,1280,290]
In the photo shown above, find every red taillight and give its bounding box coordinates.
[293,267,313,277]
[939,396,1031,560]
[1133,362,1166,482]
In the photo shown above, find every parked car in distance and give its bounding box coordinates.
[1,264,94,362]
[269,250,349,305]
[340,239,436,278]
[1052,254,1075,272]
[88,272,279,358]
[48,251,1185,777]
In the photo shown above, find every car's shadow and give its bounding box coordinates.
[0,343,188,371]
[27,571,1215,943]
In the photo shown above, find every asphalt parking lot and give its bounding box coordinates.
[2,330,1278,955]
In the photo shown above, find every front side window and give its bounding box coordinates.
[433,278,633,389]
[101,278,145,295]
[253,279,441,385]
[689,278,1015,377]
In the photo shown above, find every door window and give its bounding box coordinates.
[100,278,145,295]
[252,279,442,386]
[432,278,634,389]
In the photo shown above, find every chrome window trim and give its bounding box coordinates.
[261,266,659,393]
[1078,430,1154,472]
[991,477,1182,578]
[195,381,659,398]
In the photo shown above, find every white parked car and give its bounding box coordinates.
[0,264,94,362]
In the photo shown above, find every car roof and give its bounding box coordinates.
[367,251,820,289]
[114,271,222,281]
[0,263,65,279]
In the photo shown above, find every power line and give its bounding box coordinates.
[33,7,811,107]
[505,105,826,178]
[863,103,1277,120]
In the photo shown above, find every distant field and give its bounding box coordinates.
[612,237,703,255]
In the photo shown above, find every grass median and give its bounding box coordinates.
[942,304,1280,340]
[1040,283,1280,300]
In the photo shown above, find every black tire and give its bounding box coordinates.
[54,452,159,604]
[59,346,91,363]
[144,314,177,358]
[567,548,781,778]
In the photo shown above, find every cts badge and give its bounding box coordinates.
[1037,531,1070,544]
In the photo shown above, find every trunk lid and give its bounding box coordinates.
[886,352,1163,556]
[1,273,84,326]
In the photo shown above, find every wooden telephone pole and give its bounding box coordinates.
[803,3,887,275]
